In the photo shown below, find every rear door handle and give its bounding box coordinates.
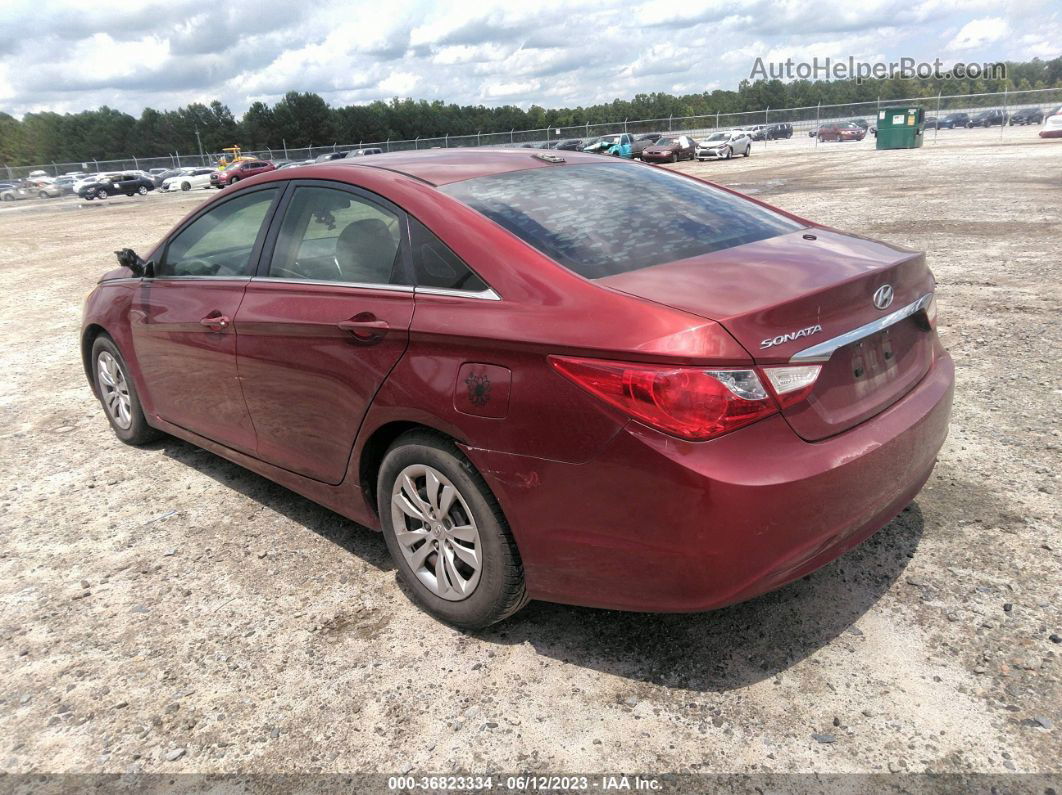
[338,314,389,341]
[199,314,230,330]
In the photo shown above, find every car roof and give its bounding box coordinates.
[319,147,612,187]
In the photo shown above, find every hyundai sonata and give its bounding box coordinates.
[81,150,953,629]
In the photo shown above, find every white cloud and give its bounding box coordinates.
[946,17,1008,50]
[0,0,1055,117]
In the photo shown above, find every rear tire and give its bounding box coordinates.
[137,185,148,195]
[91,335,162,446]
[377,430,528,630]
[744,145,751,157]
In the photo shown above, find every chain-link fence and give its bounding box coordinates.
[4,87,1060,180]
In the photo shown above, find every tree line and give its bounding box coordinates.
[1,57,1059,166]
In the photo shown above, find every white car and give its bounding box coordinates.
[1040,106,1062,139]
[695,130,753,160]
[160,168,217,192]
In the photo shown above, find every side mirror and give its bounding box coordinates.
[115,248,149,277]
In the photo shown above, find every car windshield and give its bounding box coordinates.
[704,133,727,142]
[441,162,803,279]
[654,137,677,146]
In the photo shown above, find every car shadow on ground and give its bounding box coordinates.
[477,505,925,692]
[153,433,922,692]
[154,436,393,572]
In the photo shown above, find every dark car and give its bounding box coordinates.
[82,150,952,629]
[1008,108,1044,126]
[937,113,970,129]
[554,138,585,151]
[641,134,697,162]
[630,133,662,158]
[923,116,939,129]
[848,118,870,130]
[78,174,154,200]
[968,109,1007,128]
[817,122,866,142]
[766,123,793,139]
[315,152,349,162]
[210,159,275,188]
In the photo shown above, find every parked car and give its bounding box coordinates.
[629,133,662,158]
[937,112,970,129]
[277,159,316,170]
[695,130,752,160]
[766,123,793,139]
[641,134,697,162]
[160,168,217,192]
[316,152,349,162]
[582,134,633,157]
[82,149,953,629]
[1,180,61,200]
[148,168,169,177]
[817,122,866,142]
[210,159,275,188]
[554,138,585,151]
[53,175,78,195]
[848,119,870,131]
[1009,107,1044,126]
[968,109,1007,128]
[1040,106,1062,138]
[344,148,384,157]
[152,168,193,188]
[78,173,155,200]
[923,116,938,129]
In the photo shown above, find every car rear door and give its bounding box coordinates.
[232,180,415,484]
[130,185,282,453]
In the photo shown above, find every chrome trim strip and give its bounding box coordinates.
[789,293,933,363]
[249,277,415,293]
[415,286,502,301]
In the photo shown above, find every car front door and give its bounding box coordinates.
[233,181,415,484]
[130,185,282,453]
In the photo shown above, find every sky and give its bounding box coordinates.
[0,0,1058,118]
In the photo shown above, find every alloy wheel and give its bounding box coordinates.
[390,464,482,601]
[97,351,132,429]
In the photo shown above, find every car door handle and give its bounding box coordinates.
[199,314,230,330]
[337,315,389,341]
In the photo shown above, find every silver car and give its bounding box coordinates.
[695,130,753,160]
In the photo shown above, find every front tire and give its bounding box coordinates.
[91,336,161,446]
[181,181,191,191]
[378,430,527,629]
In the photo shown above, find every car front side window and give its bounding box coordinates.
[267,186,403,285]
[158,188,279,278]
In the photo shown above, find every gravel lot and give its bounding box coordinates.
[1,128,1059,778]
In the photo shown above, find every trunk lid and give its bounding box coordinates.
[599,228,936,440]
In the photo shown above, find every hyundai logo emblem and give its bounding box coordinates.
[873,284,894,310]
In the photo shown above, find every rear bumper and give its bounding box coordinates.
[1039,129,1062,138]
[466,345,954,612]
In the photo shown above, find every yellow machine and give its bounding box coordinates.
[217,146,254,168]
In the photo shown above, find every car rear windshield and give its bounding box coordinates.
[440,162,803,279]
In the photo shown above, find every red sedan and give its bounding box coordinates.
[82,150,953,629]
[817,122,867,142]
[210,158,276,188]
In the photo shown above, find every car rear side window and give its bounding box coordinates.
[159,188,279,277]
[440,162,803,279]
[410,218,488,292]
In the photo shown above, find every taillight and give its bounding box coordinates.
[549,356,777,441]
[761,365,822,408]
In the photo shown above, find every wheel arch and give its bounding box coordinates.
[358,420,457,519]
[81,323,109,394]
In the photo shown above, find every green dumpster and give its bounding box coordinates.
[875,107,925,149]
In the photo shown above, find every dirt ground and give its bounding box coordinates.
[0,127,1059,778]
